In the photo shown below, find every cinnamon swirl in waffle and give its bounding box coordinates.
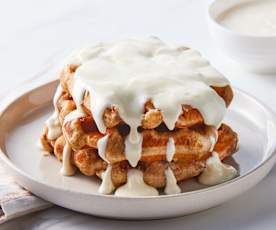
[40,37,238,196]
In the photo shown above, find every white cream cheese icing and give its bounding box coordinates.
[166,137,175,162]
[66,37,229,168]
[115,169,159,197]
[98,165,115,194]
[63,79,87,124]
[207,126,218,152]
[198,152,238,185]
[45,84,63,140]
[164,167,181,195]
[63,109,85,124]
[60,143,76,176]
[124,134,143,167]
[97,135,109,162]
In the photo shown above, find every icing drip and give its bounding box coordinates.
[71,79,86,111]
[63,78,87,124]
[166,137,175,162]
[45,85,63,140]
[164,167,181,195]
[63,109,86,124]
[45,112,62,140]
[60,143,76,176]
[97,135,109,162]
[198,152,238,185]
[125,133,143,167]
[99,165,115,194]
[115,169,159,197]
[88,91,110,134]
[207,126,218,152]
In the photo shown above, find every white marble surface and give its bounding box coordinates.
[1,0,276,229]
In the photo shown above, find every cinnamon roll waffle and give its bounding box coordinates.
[40,37,238,196]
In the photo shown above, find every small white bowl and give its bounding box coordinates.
[207,0,276,73]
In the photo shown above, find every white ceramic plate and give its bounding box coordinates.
[0,80,276,219]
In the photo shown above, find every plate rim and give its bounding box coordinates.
[0,79,276,200]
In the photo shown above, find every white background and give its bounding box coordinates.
[1,0,276,229]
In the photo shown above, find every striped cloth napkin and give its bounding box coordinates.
[0,162,52,224]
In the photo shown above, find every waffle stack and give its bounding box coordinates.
[40,38,238,195]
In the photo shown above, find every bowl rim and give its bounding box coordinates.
[0,79,276,200]
[207,0,276,40]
